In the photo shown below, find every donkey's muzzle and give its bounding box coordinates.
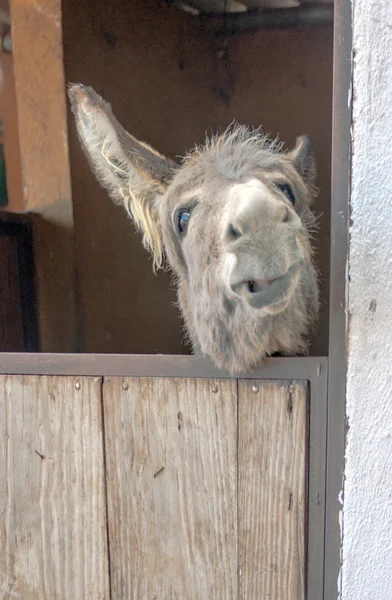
[230,262,302,309]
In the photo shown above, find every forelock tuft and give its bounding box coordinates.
[183,123,286,175]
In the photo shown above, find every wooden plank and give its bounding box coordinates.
[238,380,308,600]
[10,0,71,213]
[9,0,77,352]
[0,375,110,599]
[103,377,238,599]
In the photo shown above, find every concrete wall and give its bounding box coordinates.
[63,0,332,354]
[342,0,392,597]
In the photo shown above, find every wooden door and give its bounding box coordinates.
[0,374,308,599]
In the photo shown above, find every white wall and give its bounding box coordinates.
[343,0,392,598]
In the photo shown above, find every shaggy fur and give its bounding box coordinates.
[69,84,319,374]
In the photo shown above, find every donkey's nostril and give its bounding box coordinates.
[227,223,242,240]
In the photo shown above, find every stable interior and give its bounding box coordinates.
[0,0,333,356]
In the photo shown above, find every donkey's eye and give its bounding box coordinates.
[177,209,191,234]
[277,183,296,206]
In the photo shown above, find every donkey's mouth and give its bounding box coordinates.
[246,278,280,294]
[230,263,301,309]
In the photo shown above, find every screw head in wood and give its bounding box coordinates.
[252,384,259,393]
[288,384,295,394]
[122,381,129,391]
[211,383,219,393]
[75,381,81,390]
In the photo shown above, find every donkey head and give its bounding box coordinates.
[69,84,319,374]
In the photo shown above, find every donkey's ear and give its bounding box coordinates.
[68,84,178,270]
[289,135,316,184]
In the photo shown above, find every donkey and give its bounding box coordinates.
[69,84,319,374]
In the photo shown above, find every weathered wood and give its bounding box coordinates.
[10,0,71,213]
[238,380,308,600]
[9,0,77,352]
[0,373,310,598]
[103,377,238,599]
[0,375,110,599]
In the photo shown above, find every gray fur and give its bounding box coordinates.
[69,84,319,374]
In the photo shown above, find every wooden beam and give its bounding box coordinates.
[9,0,78,351]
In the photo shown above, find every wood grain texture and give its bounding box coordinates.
[0,375,109,599]
[10,0,71,212]
[238,380,308,600]
[9,0,77,352]
[103,377,238,600]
